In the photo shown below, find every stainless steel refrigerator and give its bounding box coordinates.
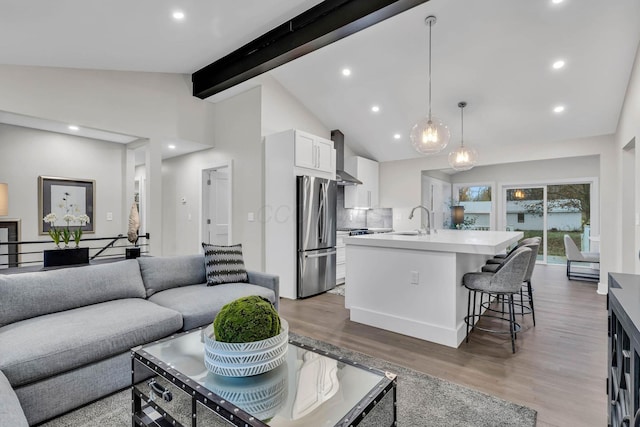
[297,176,337,298]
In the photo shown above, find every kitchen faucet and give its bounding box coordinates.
[409,205,431,235]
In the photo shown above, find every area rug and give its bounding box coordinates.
[42,333,536,427]
[327,284,345,296]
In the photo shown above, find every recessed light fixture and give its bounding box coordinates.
[393,134,401,140]
[68,125,79,131]
[553,105,565,113]
[168,144,176,149]
[551,0,564,4]
[371,105,380,113]
[342,68,351,77]
[552,60,565,69]
[172,11,185,20]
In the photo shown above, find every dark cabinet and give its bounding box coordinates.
[608,273,640,426]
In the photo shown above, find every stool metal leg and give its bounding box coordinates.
[509,294,516,354]
[466,289,472,343]
[527,280,536,326]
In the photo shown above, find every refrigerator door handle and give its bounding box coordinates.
[318,182,325,243]
[304,250,337,259]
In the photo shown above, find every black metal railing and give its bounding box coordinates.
[0,233,150,269]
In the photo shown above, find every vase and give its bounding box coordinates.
[43,247,90,268]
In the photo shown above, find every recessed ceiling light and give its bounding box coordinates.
[551,0,564,4]
[68,125,79,131]
[168,144,176,149]
[553,105,565,113]
[342,68,351,77]
[552,60,565,69]
[393,134,401,140]
[371,105,380,113]
[172,11,185,20]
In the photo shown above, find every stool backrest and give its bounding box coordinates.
[563,234,583,261]
[523,242,539,282]
[489,247,531,293]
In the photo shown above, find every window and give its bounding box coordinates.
[454,184,493,230]
[517,213,525,223]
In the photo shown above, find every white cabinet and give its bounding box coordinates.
[294,130,335,175]
[344,156,379,209]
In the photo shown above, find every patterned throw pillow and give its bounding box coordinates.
[202,243,248,286]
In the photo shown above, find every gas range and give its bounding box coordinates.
[338,228,392,236]
[348,228,371,236]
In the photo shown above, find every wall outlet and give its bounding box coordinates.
[106,212,113,221]
[410,271,419,285]
[248,212,255,222]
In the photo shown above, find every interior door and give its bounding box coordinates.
[205,169,229,245]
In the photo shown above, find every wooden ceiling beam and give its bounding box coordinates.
[192,0,429,99]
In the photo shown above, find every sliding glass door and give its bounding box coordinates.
[504,182,593,264]
[505,187,545,261]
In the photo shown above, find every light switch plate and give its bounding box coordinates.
[248,212,255,222]
[410,271,419,285]
[106,212,113,221]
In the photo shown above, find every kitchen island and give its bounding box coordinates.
[343,229,523,348]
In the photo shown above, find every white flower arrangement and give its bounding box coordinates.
[43,213,91,248]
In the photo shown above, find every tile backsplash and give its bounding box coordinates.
[337,187,393,229]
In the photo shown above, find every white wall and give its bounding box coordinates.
[258,74,330,139]
[161,87,263,269]
[0,123,125,263]
[0,64,216,255]
[615,40,640,276]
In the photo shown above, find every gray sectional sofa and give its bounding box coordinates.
[0,254,279,425]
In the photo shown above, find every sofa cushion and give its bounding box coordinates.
[0,370,28,427]
[202,243,248,285]
[0,259,146,326]
[138,255,206,297]
[148,283,276,331]
[0,299,182,387]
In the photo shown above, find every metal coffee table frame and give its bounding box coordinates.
[131,327,397,427]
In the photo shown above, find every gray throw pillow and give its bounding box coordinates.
[202,243,248,285]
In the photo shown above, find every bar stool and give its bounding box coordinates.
[485,237,541,264]
[464,247,532,353]
[482,240,540,326]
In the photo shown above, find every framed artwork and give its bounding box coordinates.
[38,176,95,235]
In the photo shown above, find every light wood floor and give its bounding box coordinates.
[279,264,607,427]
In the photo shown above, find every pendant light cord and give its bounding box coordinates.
[428,20,432,121]
[460,104,464,147]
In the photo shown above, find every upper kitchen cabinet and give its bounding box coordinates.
[345,156,379,209]
[294,130,335,176]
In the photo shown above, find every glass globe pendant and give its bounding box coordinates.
[448,102,478,171]
[410,16,450,155]
[411,116,450,155]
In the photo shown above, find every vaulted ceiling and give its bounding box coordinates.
[0,0,638,163]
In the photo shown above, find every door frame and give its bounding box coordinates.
[201,162,233,248]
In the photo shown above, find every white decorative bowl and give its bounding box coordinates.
[203,319,288,377]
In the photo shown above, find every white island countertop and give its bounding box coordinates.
[343,228,524,347]
[343,229,523,255]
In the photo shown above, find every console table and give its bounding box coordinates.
[608,273,640,426]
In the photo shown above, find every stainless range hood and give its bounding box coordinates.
[331,130,362,186]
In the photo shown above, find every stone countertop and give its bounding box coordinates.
[343,229,523,255]
[609,273,640,339]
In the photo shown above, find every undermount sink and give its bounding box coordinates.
[390,230,420,235]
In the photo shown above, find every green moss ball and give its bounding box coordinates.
[213,296,281,343]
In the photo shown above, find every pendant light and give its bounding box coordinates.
[448,101,478,171]
[410,16,450,155]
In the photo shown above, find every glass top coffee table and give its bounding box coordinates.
[131,327,397,427]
